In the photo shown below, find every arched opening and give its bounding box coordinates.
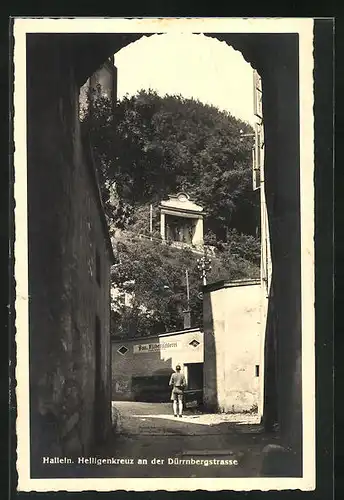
[82,33,266,423]
[94,32,266,427]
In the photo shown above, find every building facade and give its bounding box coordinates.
[26,37,116,474]
[252,69,273,419]
[111,327,203,401]
[203,279,262,413]
[79,56,117,119]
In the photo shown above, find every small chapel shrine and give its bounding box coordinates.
[159,193,204,247]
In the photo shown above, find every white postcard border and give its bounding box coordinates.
[14,17,315,492]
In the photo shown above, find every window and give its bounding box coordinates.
[253,70,263,119]
[117,345,129,356]
[96,250,101,285]
[255,365,260,377]
[253,121,264,191]
[189,339,200,348]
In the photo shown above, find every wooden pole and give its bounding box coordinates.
[184,269,191,329]
[203,248,207,286]
[149,204,153,241]
[185,269,190,302]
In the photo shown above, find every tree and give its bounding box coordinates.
[111,236,259,338]
[83,88,259,240]
[83,87,261,338]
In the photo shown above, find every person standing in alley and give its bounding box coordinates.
[169,365,186,417]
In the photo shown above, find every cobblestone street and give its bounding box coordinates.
[113,401,261,435]
[87,401,278,478]
[34,401,280,480]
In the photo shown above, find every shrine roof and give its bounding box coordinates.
[160,193,203,213]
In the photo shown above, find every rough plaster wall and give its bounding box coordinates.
[221,285,261,412]
[203,288,225,410]
[203,285,261,412]
[27,40,112,472]
[262,38,302,469]
[70,83,112,452]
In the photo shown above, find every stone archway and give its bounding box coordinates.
[26,31,302,475]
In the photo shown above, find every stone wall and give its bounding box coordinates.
[203,281,261,413]
[26,36,114,475]
[261,36,303,474]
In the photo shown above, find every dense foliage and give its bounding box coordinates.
[110,235,259,338]
[83,88,261,337]
[83,88,259,239]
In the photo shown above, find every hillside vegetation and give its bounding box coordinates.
[83,89,260,336]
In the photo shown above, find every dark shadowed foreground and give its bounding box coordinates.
[38,402,280,478]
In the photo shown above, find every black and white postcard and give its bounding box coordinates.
[13,17,317,492]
